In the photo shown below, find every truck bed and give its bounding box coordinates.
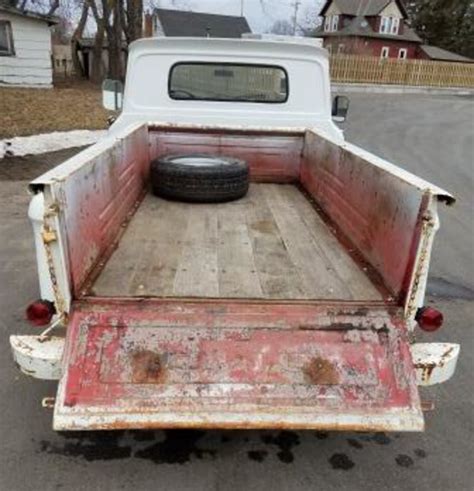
[91,183,382,301]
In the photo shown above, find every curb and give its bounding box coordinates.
[332,83,474,96]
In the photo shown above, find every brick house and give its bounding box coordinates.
[316,0,422,59]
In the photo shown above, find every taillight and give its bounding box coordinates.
[415,306,443,332]
[26,300,56,327]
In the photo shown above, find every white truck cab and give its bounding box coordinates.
[105,37,346,138]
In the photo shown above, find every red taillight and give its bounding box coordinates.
[26,300,56,327]
[415,306,443,332]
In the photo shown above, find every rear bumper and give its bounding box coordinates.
[410,343,460,386]
[10,335,460,388]
[10,335,63,380]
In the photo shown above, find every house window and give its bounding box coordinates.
[338,44,345,54]
[391,17,400,35]
[324,16,331,32]
[324,15,339,32]
[398,48,407,59]
[380,16,401,35]
[326,44,332,54]
[381,46,390,59]
[0,21,15,56]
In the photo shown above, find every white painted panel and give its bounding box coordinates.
[380,1,403,17]
[13,40,51,51]
[0,73,52,85]
[0,12,53,87]
[10,25,51,42]
[1,57,51,68]
[326,3,341,15]
[0,65,50,76]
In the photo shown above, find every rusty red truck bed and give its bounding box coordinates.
[16,123,456,432]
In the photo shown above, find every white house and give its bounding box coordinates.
[0,5,58,88]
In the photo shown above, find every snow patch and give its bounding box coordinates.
[0,130,107,159]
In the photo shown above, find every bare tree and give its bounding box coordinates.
[298,4,321,37]
[71,0,89,77]
[268,19,294,35]
[88,0,106,82]
[123,0,143,43]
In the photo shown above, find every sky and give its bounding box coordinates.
[153,0,324,33]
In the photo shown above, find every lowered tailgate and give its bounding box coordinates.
[54,300,424,431]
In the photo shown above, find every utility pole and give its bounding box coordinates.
[292,0,301,36]
[240,0,244,17]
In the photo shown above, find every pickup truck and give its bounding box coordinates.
[11,37,459,432]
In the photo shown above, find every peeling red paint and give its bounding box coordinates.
[57,299,422,429]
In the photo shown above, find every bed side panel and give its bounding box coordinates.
[301,130,427,301]
[56,126,149,295]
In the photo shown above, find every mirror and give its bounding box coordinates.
[332,95,350,123]
[102,79,124,111]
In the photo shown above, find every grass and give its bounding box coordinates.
[0,81,111,139]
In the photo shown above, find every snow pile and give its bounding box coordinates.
[0,129,107,159]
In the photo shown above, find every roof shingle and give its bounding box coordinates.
[320,0,408,17]
[420,45,473,63]
[154,8,251,38]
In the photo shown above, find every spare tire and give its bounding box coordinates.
[151,154,249,203]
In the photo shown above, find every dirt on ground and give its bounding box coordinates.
[0,81,111,139]
[0,146,85,181]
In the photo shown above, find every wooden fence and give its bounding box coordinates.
[329,55,474,88]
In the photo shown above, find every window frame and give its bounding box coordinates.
[0,20,15,57]
[331,15,339,32]
[168,61,290,105]
[324,16,331,32]
[391,17,400,35]
[381,46,390,59]
[398,48,407,59]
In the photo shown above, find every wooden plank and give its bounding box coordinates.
[173,204,219,297]
[245,185,308,299]
[92,195,189,296]
[263,185,352,300]
[216,197,264,298]
[94,184,383,301]
[287,188,383,301]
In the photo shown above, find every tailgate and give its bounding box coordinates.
[54,301,424,431]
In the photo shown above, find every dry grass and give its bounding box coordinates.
[0,82,111,139]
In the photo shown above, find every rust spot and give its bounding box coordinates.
[440,346,455,366]
[132,350,165,384]
[304,357,339,385]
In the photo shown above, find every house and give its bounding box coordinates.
[418,45,473,64]
[75,38,128,81]
[52,44,74,77]
[317,0,422,59]
[0,4,58,87]
[144,8,251,38]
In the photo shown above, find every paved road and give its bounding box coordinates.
[0,93,473,491]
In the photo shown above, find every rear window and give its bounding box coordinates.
[169,63,289,103]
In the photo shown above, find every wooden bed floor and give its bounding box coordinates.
[91,184,383,301]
